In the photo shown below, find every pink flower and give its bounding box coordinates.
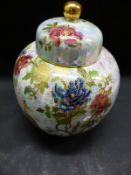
[60,27,76,36]
[75,31,83,40]
[51,36,60,46]
[49,25,83,46]
[64,39,77,45]
[49,27,63,46]
[50,27,61,37]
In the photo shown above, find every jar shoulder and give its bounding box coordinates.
[14,41,120,82]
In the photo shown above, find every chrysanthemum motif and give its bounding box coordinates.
[52,78,90,112]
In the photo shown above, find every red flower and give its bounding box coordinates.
[14,55,32,76]
[49,26,83,46]
[91,94,110,115]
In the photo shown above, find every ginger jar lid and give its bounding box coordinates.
[36,1,103,66]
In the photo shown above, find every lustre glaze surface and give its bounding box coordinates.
[14,42,120,136]
[13,1,120,136]
[36,17,103,66]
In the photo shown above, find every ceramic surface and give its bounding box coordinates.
[36,17,103,66]
[14,42,120,136]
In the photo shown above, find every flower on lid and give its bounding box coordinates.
[49,25,83,47]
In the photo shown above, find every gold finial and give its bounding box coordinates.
[64,1,82,21]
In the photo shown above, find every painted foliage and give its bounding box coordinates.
[13,42,119,136]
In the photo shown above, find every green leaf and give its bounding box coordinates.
[88,70,99,78]
[98,82,102,88]
[92,108,98,114]
[107,87,112,95]
[47,43,53,51]
[69,42,81,47]
[42,22,58,31]
[37,108,44,113]
[23,66,37,83]
[86,119,95,128]
[77,67,86,78]
[34,82,48,94]
[37,105,52,118]
[55,114,68,125]
[42,27,52,31]
[53,22,58,26]
[47,24,53,27]
[39,37,47,47]
[51,77,60,82]
[56,118,68,125]
[44,42,54,51]
[107,73,112,81]
[22,73,32,80]
[47,22,58,27]
[71,107,87,118]
[87,81,96,88]
[52,107,68,125]
[39,40,43,48]
[24,86,37,99]
[99,89,104,94]
[45,105,51,118]
[24,86,32,94]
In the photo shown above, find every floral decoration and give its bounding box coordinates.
[14,55,113,135]
[14,54,32,76]
[91,94,110,115]
[52,78,91,112]
[13,43,118,136]
[39,22,83,50]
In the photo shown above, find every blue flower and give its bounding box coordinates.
[52,78,91,112]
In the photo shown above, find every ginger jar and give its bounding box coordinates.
[13,1,120,136]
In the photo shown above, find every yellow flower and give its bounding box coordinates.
[33,62,50,83]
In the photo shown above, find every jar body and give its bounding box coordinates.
[13,42,120,136]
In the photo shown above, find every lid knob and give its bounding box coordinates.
[64,1,82,21]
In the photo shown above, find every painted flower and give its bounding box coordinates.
[49,25,83,47]
[75,31,83,40]
[64,39,78,46]
[51,36,60,46]
[14,55,32,76]
[91,94,110,115]
[52,78,90,112]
